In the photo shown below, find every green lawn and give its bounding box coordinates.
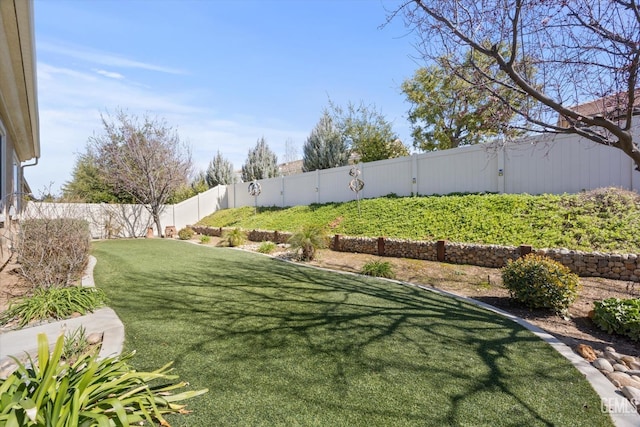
[92,239,613,427]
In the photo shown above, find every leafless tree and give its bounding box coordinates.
[90,110,192,237]
[390,0,640,169]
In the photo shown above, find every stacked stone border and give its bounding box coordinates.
[189,226,640,282]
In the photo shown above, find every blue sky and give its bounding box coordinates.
[32,0,421,195]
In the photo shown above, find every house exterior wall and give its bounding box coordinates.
[0,0,40,266]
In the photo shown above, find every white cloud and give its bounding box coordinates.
[38,40,187,75]
[94,69,125,79]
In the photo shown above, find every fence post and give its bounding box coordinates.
[377,237,385,256]
[333,234,340,251]
[519,245,532,258]
[437,240,446,262]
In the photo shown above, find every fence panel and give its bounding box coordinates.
[29,130,640,232]
[360,156,413,198]
[318,165,358,204]
[283,171,318,207]
[416,146,499,195]
[504,134,633,194]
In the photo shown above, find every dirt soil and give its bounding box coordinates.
[2,240,639,357]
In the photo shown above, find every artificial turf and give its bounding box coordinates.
[92,239,613,427]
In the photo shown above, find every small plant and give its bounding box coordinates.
[361,260,395,279]
[288,224,328,261]
[62,325,92,362]
[178,227,195,240]
[200,235,211,244]
[222,228,247,247]
[0,286,107,328]
[592,298,640,341]
[0,334,208,426]
[501,254,580,316]
[257,241,277,254]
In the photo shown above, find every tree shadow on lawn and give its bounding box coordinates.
[100,249,609,426]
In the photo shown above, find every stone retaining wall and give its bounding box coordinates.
[189,226,640,282]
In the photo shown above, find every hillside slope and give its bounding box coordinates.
[197,188,640,254]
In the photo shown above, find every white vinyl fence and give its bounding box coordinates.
[28,129,640,237]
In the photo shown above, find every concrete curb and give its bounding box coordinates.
[0,256,124,365]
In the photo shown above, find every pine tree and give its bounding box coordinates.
[206,150,236,187]
[241,137,279,181]
[302,111,349,172]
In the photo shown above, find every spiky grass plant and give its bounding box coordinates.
[0,334,207,426]
[0,286,107,329]
[361,259,395,279]
[222,228,247,247]
[257,241,277,254]
[288,224,328,261]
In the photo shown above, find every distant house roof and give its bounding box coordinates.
[0,0,40,161]
[557,89,640,128]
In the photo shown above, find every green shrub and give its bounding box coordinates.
[178,227,195,240]
[222,228,247,247]
[199,235,211,244]
[0,286,107,329]
[257,241,277,254]
[0,334,207,426]
[592,298,640,341]
[288,224,328,261]
[15,217,91,288]
[501,254,580,315]
[361,260,395,279]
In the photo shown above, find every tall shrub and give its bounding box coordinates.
[15,217,91,288]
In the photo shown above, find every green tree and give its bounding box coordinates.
[393,0,640,170]
[302,111,350,172]
[62,151,123,203]
[89,109,192,237]
[402,51,526,151]
[241,137,279,181]
[329,100,408,162]
[206,150,236,187]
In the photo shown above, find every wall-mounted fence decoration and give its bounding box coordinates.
[348,165,365,215]
[248,180,262,214]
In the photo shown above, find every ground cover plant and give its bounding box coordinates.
[592,298,640,341]
[197,188,640,253]
[92,239,613,427]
